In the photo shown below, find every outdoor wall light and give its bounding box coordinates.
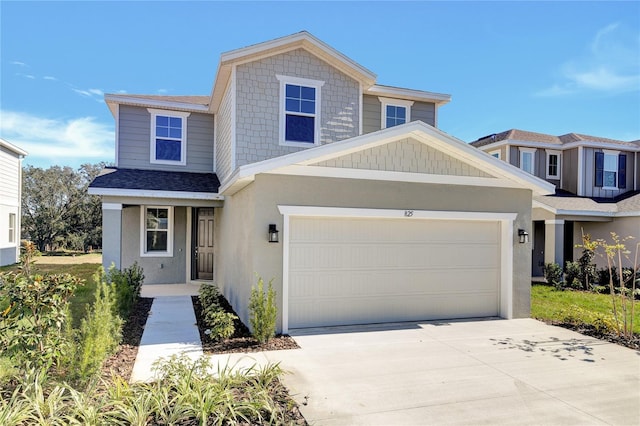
[268,224,279,243]
[518,229,529,244]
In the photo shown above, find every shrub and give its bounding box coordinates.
[543,263,563,289]
[107,262,145,319]
[198,284,237,341]
[564,261,582,289]
[70,267,123,384]
[249,276,277,344]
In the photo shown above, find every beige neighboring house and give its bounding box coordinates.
[89,32,554,333]
[471,130,640,276]
[0,138,27,266]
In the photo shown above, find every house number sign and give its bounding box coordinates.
[404,210,414,217]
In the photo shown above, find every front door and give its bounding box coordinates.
[195,208,214,280]
[532,220,545,277]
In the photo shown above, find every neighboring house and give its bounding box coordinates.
[89,32,553,332]
[471,130,640,276]
[0,138,27,266]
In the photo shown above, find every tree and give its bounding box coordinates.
[21,163,107,252]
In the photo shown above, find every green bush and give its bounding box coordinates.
[198,284,237,341]
[564,261,582,289]
[69,268,123,384]
[107,262,144,319]
[543,262,563,289]
[249,276,277,344]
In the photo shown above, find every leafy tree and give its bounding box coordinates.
[21,163,107,252]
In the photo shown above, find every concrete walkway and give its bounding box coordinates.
[130,284,203,382]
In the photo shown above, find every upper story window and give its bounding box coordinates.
[519,148,536,175]
[595,150,626,190]
[489,150,501,159]
[276,75,324,147]
[8,213,16,244]
[141,206,173,257]
[546,150,561,179]
[379,97,414,129]
[148,109,190,166]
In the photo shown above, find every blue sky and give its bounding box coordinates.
[1,1,639,169]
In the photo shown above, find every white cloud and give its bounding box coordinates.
[71,87,104,103]
[10,61,28,67]
[535,23,640,97]
[43,76,57,81]
[0,110,114,166]
[16,73,36,79]
[157,88,169,94]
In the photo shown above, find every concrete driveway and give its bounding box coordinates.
[254,318,639,425]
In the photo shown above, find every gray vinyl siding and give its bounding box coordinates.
[362,95,381,134]
[412,102,436,127]
[0,146,20,201]
[582,147,635,198]
[562,148,579,195]
[234,48,360,167]
[0,246,19,266]
[508,146,519,168]
[117,105,214,173]
[362,96,436,134]
[215,84,233,182]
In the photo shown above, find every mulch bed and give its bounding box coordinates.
[541,320,640,350]
[192,295,300,354]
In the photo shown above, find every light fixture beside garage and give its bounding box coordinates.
[268,224,279,243]
[518,229,529,244]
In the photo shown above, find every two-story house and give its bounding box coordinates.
[90,32,553,332]
[471,129,640,276]
[0,138,27,266]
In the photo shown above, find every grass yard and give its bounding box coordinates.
[531,284,640,335]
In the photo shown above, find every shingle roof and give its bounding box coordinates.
[89,168,220,193]
[471,129,636,149]
[535,191,640,215]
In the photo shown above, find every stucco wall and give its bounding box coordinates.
[234,49,360,167]
[574,218,640,269]
[218,174,533,332]
[121,205,188,284]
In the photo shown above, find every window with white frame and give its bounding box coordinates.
[148,109,190,165]
[141,206,173,256]
[379,97,413,129]
[519,148,536,175]
[276,75,324,146]
[489,150,501,159]
[8,213,16,244]
[546,150,561,179]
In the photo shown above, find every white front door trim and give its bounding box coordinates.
[278,205,516,333]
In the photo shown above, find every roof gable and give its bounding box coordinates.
[311,137,492,178]
[221,121,555,196]
[211,31,376,113]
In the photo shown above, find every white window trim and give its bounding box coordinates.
[379,97,414,129]
[545,149,561,179]
[148,108,190,166]
[602,149,620,190]
[489,149,501,160]
[8,213,16,244]
[519,147,536,175]
[276,75,325,147]
[140,205,174,257]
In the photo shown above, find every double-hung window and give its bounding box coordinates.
[546,150,561,179]
[141,206,173,256]
[379,97,414,129]
[595,150,626,190]
[148,109,190,165]
[277,75,324,147]
[519,148,536,175]
[8,213,16,244]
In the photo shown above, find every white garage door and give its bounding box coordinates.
[288,216,501,328]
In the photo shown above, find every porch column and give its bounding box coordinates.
[544,219,565,267]
[102,203,122,270]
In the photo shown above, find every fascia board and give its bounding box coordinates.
[366,85,451,105]
[104,95,209,113]
[88,187,223,200]
[475,139,640,153]
[0,138,28,157]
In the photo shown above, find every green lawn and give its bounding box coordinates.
[531,284,640,335]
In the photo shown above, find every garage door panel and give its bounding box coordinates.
[289,216,502,328]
